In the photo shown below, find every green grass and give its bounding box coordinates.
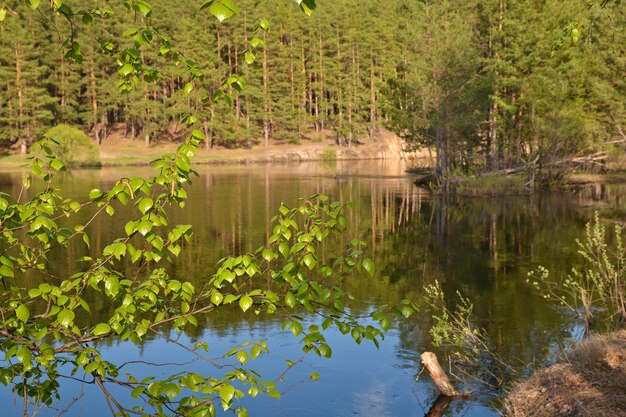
[449,173,530,196]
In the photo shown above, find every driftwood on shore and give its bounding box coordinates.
[497,152,608,176]
[413,152,608,189]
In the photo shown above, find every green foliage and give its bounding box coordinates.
[0,2,429,416]
[319,148,337,161]
[423,281,486,363]
[37,124,100,167]
[449,173,529,196]
[383,0,625,185]
[422,281,513,386]
[529,212,626,333]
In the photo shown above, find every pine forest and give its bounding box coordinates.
[0,0,624,175]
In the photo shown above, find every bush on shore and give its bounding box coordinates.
[38,124,100,167]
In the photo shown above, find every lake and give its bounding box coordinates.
[0,160,612,416]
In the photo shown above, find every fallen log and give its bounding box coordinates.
[414,173,438,188]
[498,152,608,176]
[420,352,462,397]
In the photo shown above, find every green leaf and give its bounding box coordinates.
[236,350,249,365]
[245,51,255,65]
[103,242,127,260]
[318,343,332,358]
[239,295,253,312]
[302,253,317,270]
[295,0,316,15]
[251,345,262,359]
[92,323,111,336]
[284,293,296,308]
[289,321,302,337]
[221,0,239,13]
[0,8,6,22]
[208,2,235,22]
[133,0,152,17]
[380,318,391,332]
[309,372,320,380]
[183,82,194,95]
[57,309,75,327]
[219,383,235,404]
[163,384,181,400]
[363,258,375,275]
[125,221,137,236]
[211,292,224,306]
[262,249,275,261]
[26,0,41,10]
[0,264,14,278]
[16,347,32,370]
[138,198,153,214]
[89,189,104,200]
[16,304,29,322]
[82,13,93,25]
[259,18,270,32]
[137,221,152,236]
[401,306,413,319]
[267,389,281,399]
[118,63,134,77]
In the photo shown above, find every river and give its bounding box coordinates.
[0,160,614,416]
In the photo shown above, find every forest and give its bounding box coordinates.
[1,0,624,179]
[0,1,625,417]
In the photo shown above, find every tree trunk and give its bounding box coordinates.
[336,28,344,144]
[289,37,296,114]
[263,32,270,147]
[208,103,215,150]
[60,52,66,108]
[488,0,504,171]
[300,41,308,129]
[15,47,29,155]
[90,61,100,144]
[318,32,325,132]
[98,112,107,145]
[420,352,462,397]
[370,58,377,138]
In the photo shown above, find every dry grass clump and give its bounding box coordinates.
[504,331,626,417]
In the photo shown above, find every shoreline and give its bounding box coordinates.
[0,130,425,169]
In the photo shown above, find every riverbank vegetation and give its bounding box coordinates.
[504,212,626,416]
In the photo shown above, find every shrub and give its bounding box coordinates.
[39,124,100,167]
[320,148,337,161]
[529,213,626,334]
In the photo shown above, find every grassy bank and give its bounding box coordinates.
[447,173,531,196]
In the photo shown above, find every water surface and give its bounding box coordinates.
[0,161,610,416]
